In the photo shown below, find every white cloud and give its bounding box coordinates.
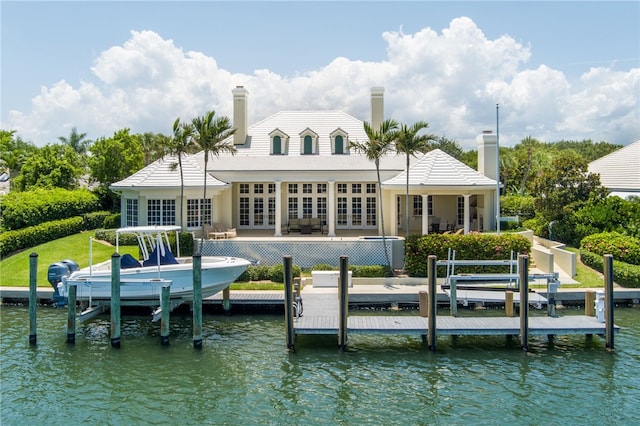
[4,19,639,149]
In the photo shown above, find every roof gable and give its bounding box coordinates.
[383,149,497,188]
[110,155,228,189]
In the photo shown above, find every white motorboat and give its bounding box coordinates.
[51,226,251,307]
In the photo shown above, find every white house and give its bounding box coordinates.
[588,140,640,199]
[110,87,499,238]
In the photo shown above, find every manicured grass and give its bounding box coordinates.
[0,231,138,287]
[563,246,606,288]
[229,282,284,291]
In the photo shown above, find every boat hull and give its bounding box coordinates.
[60,256,250,304]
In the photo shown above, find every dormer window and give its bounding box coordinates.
[269,129,289,155]
[330,129,349,154]
[299,128,318,155]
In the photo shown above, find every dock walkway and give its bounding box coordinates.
[294,285,620,338]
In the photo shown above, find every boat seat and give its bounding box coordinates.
[120,253,141,269]
[143,244,179,266]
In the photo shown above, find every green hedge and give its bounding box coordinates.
[304,264,392,277]
[404,233,531,277]
[0,188,100,231]
[236,263,302,283]
[580,232,640,266]
[1,217,85,257]
[580,250,640,288]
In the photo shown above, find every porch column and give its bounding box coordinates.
[463,194,471,235]
[421,194,430,235]
[274,180,282,237]
[327,180,336,237]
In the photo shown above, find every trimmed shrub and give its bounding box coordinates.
[580,232,640,266]
[103,213,121,229]
[236,265,272,282]
[404,233,531,277]
[580,250,640,288]
[83,211,112,230]
[350,264,393,277]
[311,263,336,271]
[268,263,302,283]
[0,217,85,257]
[0,188,99,230]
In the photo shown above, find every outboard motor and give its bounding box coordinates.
[47,261,75,307]
[61,259,79,274]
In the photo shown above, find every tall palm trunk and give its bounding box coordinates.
[405,153,410,238]
[376,159,392,271]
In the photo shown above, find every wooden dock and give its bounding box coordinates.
[293,289,619,337]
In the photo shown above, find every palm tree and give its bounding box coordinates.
[396,121,437,238]
[164,118,194,230]
[350,118,399,271]
[191,111,237,253]
[58,127,91,155]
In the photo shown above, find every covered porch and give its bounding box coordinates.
[382,149,498,236]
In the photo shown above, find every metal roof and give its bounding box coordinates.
[110,155,229,190]
[588,140,640,194]
[382,149,497,189]
[201,110,407,172]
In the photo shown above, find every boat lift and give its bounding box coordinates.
[437,250,561,316]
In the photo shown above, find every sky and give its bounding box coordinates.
[1,1,639,150]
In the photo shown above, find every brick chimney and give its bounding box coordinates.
[370,87,384,130]
[232,86,248,145]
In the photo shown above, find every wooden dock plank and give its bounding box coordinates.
[293,289,620,337]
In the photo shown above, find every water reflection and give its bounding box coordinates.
[1,306,638,425]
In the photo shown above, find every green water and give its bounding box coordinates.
[1,306,639,425]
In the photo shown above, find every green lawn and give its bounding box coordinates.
[0,231,138,287]
[564,246,606,288]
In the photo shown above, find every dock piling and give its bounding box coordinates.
[519,255,529,351]
[29,252,38,345]
[193,255,203,349]
[110,253,121,348]
[604,254,615,350]
[66,285,77,344]
[505,291,514,317]
[427,255,437,351]
[585,290,595,316]
[284,256,295,351]
[29,253,38,345]
[419,291,428,317]
[222,287,231,315]
[338,256,349,351]
[160,284,170,346]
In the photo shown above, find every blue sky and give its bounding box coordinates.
[2,1,639,148]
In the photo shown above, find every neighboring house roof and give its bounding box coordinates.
[588,140,640,198]
[200,110,407,173]
[110,155,229,190]
[382,149,497,190]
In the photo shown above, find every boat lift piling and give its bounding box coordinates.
[110,253,121,348]
[338,256,349,351]
[519,255,529,351]
[284,256,295,351]
[604,254,615,350]
[160,285,170,346]
[66,285,77,344]
[193,255,203,349]
[29,253,38,345]
[427,255,437,351]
